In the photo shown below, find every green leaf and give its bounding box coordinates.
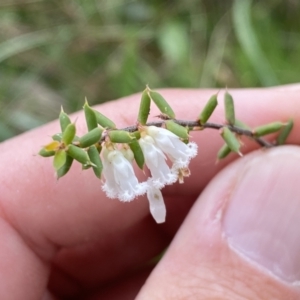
[79,127,103,148]
[52,133,62,142]
[44,140,60,151]
[59,107,71,132]
[276,119,293,145]
[109,130,135,143]
[94,110,116,129]
[165,120,189,140]
[88,145,103,178]
[56,155,74,179]
[253,122,285,137]
[62,123,76,145]
[234,119,251,130]
[224,91,235,125]
[220,127,241,155]
[217,143,231,160]
[53,150,67,171]
[138,89,151,125]
[129,140,144,170]
[67,144,92,166]
[83,99,98,131]
[198,94,218,124]
[148,90,175,119]
[39,148,55,157]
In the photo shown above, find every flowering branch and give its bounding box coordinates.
[39,87,293,224]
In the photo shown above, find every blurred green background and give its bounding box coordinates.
[0,0,299,141]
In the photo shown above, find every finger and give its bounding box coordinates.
[82,268,152,300]
[136,146,300,299]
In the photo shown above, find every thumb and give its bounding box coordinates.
[136,146,300,300]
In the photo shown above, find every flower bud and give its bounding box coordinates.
[148,90,175,119]
[59,107,71,132]
[220,127,242,155]
[108,130,135,143]
[83,99,98,131]
[88,145,103,178]
[198,94,218,124]
[62,123,76,145]
[78,127,103,148]
[254,122,286,137]
[224,91,235,125]
[138,89,151,125]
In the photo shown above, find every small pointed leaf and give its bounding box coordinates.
[109,130,135,143]
[44,140,60,151]
[148,90,175,119]
[198,94,218,124]
[138,89,151,125]
[217,143,231,160]
[79,127,103,148]
[88,145,103,178]
[62,123,76,145]
[52,133,62,142]
[56,155,74,179]
[165,120,189,140]
[129,140,144,169]
[84,100,98,131]
[94,110,116,129]
[39,148,55,157]
[59,107,71,132]
[234,119,251,130]
[67,144,92,166]
[220,127,241,155]
[276,119,293,145]
[253,122,285,137]
[224,91,235,125]
[53,150,67,171]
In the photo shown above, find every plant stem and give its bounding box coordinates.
[121,119,274,148]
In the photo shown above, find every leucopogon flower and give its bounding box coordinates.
[139,135,178,189]
[101,146,147,202]
[138,126,198,223]
[145,126,198,170]
[101,126,198,223]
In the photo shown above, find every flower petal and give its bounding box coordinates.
[147,186,166,223]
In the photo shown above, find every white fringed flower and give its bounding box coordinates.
[101,125,198,224]
[147,185,166,224]
[146,126,198,169]
[102,146,147,202]
[139,135,177,189]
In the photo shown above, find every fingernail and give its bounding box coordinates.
[223,146,300,284]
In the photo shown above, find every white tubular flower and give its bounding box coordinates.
[146,126,198,169]
[102,147,147,202]
[139,135,177,189]
[147,185,166,224]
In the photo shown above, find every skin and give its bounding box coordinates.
[0,85,300,299]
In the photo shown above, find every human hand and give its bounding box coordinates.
[0,85,300,299]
